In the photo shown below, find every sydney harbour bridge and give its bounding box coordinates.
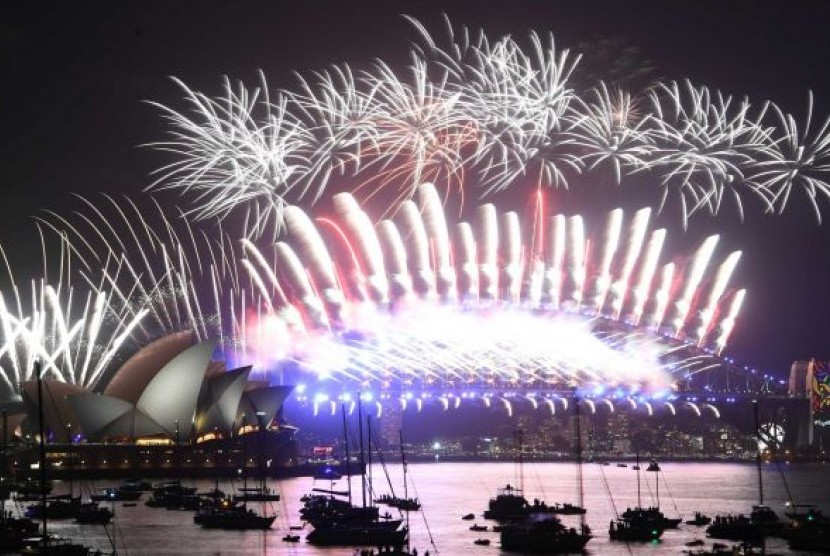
[285,339,819,455]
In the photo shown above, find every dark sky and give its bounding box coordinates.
[1,1,829,377]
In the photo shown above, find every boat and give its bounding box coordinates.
[282,534,300,543]
[0,507,39,552]
[778,501,830,551]
[232,486,280,502]
[21,361,99,555]
[616,463,628,468]
[705,511,781,542]
[601,462,664,543]
[14,479,53,500]
[707,402,784,541]
[609,516,663,542]
[198,505,276,530]
[483,483,530,521]
[20,534,99,555]
[686,511,712,526]
[25,496,81,520]
[74,503,113,525]
[616,458,681,529]
[499,396,592,554]
[684,540,770,555]
[193,496,236,524]
[470,523,488,532]
[621,506,682,529]
[196,486,225,500]
[391,497,421,511]
[375,493,422,511]
[305,404,407,549]
[118,479,152,492]
[549,502,587,515]
[306,519,407,547]
[90,486,142,502]
[473,538,490,546]
[462,513,475,520]
[145,481,198,509]
[198,414,275,530]
[784,502,825,522]
[502,514,592,553]
[486,432,585,523]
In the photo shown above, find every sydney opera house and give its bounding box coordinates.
[5,331,298,479]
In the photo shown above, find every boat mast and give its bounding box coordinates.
[517,428,524,495]
[574,393,586,532]
[341,404,352,507]
[647,459,662,509]
[256,411,267,493]
[241,416,247,507]
[2,409,6,518]
[754,400,764,506]
[399,429,411,552]
[35,360,48,543]
[357,399,366,509]
[656,464,659,508]
[635,450,643,509]
[366,415,373,506]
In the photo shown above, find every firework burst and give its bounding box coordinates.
[148,18,830,237]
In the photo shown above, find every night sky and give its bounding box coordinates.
[1,1,829,378]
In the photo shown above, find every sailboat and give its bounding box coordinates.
[484,429,567,522]
[20,360,98,555]
[198,412,275,530]
[706,401,783,541]
[618,459,681,529]
[300,405,379,526]
[373,428,422,512]
[607,450,664,541]
[304,402,407,549]
[232,411,280,503]
[499,394,592,553]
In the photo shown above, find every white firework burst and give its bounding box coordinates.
[146,19,830,236]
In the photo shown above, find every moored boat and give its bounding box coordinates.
[305,404,409,551]
[74,503,113,525]
[483,483,529,521]
[501,514,592,553]
[686,511,712,526]
[198,505,276,530]
[232,486,280,502]
[90,487,142,502]
[609,517,663,542]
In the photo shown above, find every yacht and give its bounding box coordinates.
[501,514,592,553]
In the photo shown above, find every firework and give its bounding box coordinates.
[232,182,745,395]
[148,19,830,236]
[33,195,290,373]
[2,184,745,397]
[0,228,148,394]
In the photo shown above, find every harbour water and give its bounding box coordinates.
[26,461,830,555]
